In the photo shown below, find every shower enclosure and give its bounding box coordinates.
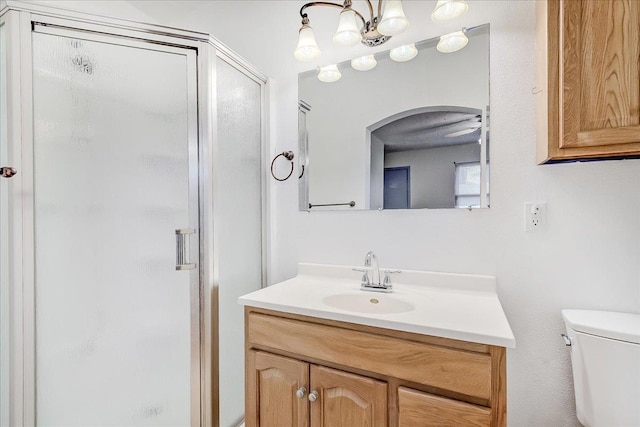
[0,2,266,426]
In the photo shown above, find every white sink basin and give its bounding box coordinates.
[323,292,415,314]
[238,263,516,348]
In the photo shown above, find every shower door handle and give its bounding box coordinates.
[175,228,197,271]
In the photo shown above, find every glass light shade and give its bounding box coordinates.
[351,55,377,71]
[437,31,468,53]
[431,0,469,23]
[389,43,418,62]
[317,64,342,83]
[294,25,321,61]
[333,9,362,46]
[378,0,409,36]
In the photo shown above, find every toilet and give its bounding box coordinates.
[562,309,640,427]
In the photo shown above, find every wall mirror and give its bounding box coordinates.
[298,24,490,211]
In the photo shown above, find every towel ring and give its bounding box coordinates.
[271,151,295,181]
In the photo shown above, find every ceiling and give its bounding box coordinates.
[373,110,482,153]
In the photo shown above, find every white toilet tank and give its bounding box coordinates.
[562,309,640,427]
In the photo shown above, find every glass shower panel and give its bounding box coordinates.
[216,58,263,427]
[0,18,10,427]
[32,31,195,426]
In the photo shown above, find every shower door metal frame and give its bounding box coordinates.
[0,2,269,426]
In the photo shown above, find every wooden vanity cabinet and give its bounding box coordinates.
[398,387,491,427]
[247,351,309,427]
[536,0,640,163]
[311,365,388,427]
[245,307,507,427]
[247,351,387,427]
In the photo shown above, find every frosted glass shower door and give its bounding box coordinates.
[216,58,264,427]
[32,28,199,426]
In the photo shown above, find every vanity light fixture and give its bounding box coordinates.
[294,0,409,60]
[294,0,472,61]
[351,54,377,71]
[431,0,469,23]
[377,0,410,36]
[294,16,322,61]
[333,7,362,46]
[437,29,469,53]
[389,43,418,62]
[317,64,342,82]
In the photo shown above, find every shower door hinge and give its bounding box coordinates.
[175,228,197,271]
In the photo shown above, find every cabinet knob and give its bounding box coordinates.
[308,391,319,402]
[295,386,307,399]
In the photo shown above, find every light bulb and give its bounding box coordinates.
[389,43,418,62]
[333,9,362,46]
[437,31,468,53]
[294,23,321,61]
[431,0,469,23]
[317,64,342,83]
[351,55,377,71]
[378,0,409,36]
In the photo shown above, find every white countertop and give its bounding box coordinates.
[239,263,516,348]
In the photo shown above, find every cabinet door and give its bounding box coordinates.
[398,387,490,427]
[539,0,640,161]
[310,365,387,427]
[246,351,309,427]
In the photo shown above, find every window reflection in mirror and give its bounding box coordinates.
[298,24,490,211]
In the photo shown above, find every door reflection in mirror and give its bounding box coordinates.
[383,166,411,209]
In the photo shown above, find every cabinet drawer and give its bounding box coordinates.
[247,312,491,400]
[398,387,491,427]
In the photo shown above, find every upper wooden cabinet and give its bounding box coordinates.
[536,0,640,163]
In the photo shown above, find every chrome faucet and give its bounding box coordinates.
[364,251,380,288]
[353,251,401,293]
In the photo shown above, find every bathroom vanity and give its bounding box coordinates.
[239,264,515,427]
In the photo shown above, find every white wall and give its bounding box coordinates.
[370,134,385,209]
[30,1,640,426]
[26,0,154,22]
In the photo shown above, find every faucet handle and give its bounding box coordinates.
[383,270,402,286]
[352,267,370,286]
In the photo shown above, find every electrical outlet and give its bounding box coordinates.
[525,202,546,232]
